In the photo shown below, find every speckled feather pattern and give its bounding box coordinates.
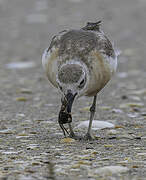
[47,30,115,70]
[42,25,117,97]
[58,64,83,84]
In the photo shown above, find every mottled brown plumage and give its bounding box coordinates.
[42,21,118,140]
[58,64,83,84]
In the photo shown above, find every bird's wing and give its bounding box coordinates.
[42,30,69,87]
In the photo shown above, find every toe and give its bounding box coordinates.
[83,133,94,141]
[69,132,82,140]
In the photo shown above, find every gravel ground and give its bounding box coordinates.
[0,0,146,179]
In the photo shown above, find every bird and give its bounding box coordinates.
[42,21,118,140]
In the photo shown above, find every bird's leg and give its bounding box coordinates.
[84,95,97,140]
[59,123,69,137]
[68,123,82,140]
[68,123,75,137]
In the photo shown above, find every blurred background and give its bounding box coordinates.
[0,0,146,68]
[0,0,146,121]
[0,0,146,179]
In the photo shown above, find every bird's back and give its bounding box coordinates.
[47,29,115,65]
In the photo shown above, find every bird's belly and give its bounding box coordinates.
[85,51,116,97]
[42,48,59,88]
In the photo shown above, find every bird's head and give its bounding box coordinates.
[57,61,89,113]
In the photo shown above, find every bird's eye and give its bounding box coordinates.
[78,79,85,89]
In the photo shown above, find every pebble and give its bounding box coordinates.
[1,151,19,155]
[5,62,36,69]
[111,109,123,114]
[16,97,27,102]
[107,129,118,135]
[141,136,146,140]
[60,138,75,143]
[0,129,13,134]
[117,134,133,140]
[141,112,146,116]
[129,95,141,101]
[18,88,32,94]
[127,113,139,118]
[27,144,39,150]
[136,153,146,157]
[94,165,129,175]
[76,120,114,130]
[119,102,144,109]
[130,89,146,95]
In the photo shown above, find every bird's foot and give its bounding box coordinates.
[69,132,82,140]
[83,132,94,141]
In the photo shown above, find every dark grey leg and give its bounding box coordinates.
[59,123,69,137]
[68,123,82,140]
[84,95,97,140]
[68,123,75,137]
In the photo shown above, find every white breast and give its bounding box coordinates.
[42,48,50,71]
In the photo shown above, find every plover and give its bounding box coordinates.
[42,21,118,140]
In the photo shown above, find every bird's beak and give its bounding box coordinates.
[65,90,77,113]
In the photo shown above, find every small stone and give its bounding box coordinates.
[0,129,13,134]
[17,133,29,136]
[124,157,133,162]
[77,120,114,130]
[115,125,124,129]
[91,151,99,155]
[118,134,133,140]
[60,138,75,143]
[2,151,19,155]
[129,96,141,101]
[141,112,146,116]
[18,88,32,94]
[128,103,144,108]
[107,129,118,135]
[95,165,129,175]
[111,109,123,113]
[104,144,113,148]
[27,144,39,150]
[134,136,141,139]
[121,95,128,100]
[16,97,27,102]
[5,62,36,69]
[136,153,146,157]
[130,89,146,95]
[80,155,93,160]
[127,113,139,118]
[16,113,25,117]
[108,136,117,139]
[132,165,139,168]
[71,164,80,169]
[141,136,146,140]
[78,160,92,165]
[132,108,140,112]
[32,161,41,166]
[120,102,144,109]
